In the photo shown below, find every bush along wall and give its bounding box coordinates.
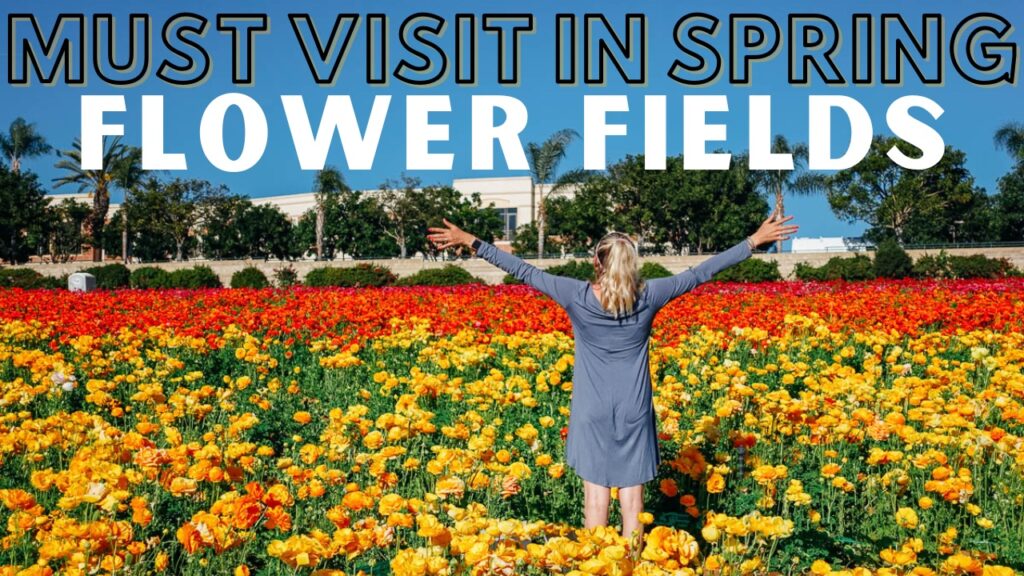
[398,265,483,286]
[304,264,397,287]
[230,266,270,289]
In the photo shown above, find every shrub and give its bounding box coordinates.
[0,268,59,289]
[397,265,483,286]
[639,262,672,280]
[912,251,1018,279]
[273,264,300,287]
[873,238,913,279]
[340,263,396,287]
[949,254,1016,279]
[130,266,172,289]
[911,251,953,279]
[304,267,340,287]
[713,258,782,282]
[795,255,875,281]
[544,260,595,281]
[230,266,270,289]
[305,264,396,287]
[81,263,131,289]
[168,265,222,289]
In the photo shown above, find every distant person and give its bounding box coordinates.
[427,211,798,553]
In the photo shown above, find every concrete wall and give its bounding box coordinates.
[10,246,1022,286]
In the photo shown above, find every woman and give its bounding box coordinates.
[427,211,798,551]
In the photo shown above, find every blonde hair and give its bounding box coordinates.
[594,232,643,318]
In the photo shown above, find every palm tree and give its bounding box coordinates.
[0,117,52,174]
[994,121,1024,164]
[116,146,145,263]
[750,135,820,253]
[313,166,346,260]
[53,136,139,262]
[527,129,581,258]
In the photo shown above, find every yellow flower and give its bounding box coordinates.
[638,512,654,525]
[895,507,919,530]
[706,473,725,494]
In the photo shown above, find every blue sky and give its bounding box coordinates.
[2,0,1022,239]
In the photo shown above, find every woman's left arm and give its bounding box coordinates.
[646,210,799,309]
[645,239,753,308]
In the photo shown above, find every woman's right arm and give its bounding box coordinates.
[428,219,579,307]
[474,239,578,305]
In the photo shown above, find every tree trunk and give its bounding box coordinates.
[537,193,546,258]
[89,184,110,262]
[530,180,536,224]
[774,185,785,254]
[315,206,324,260]
[122,224,128,262]
[11,156,20,174]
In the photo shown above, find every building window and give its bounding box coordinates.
[495,208,517,241]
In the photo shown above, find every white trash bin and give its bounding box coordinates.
[68,272,96,292]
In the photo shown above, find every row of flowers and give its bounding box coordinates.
[0,280,1021,574]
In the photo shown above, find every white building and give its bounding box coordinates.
[791,236,874,253]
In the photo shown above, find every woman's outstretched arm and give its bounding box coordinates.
[646,210,799,310]
[427,219,580,308]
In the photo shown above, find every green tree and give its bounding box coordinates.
[749,135,820,253]
[994,121,1024,165]
[377,175,425,259]
[993,164,1024,241]
[823,136,979,244]
[421,186,503,258]
[0,118,51,174]
[574,153,766,255]
[235,204,297,261]
[163,178,227,261]
[542,182,612,254]
[313,166,347,260]
[0,164,49,263]
[295,184,396,259]
[665,153,767,253]
[45,198,90,263]
[196,194,253,260]
[53,136,141,261]
[527,129,585,257]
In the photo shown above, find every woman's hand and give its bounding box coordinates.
[750,209,799,248]
[427,218,478,250]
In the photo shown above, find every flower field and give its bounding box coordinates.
[0,278,1023,576]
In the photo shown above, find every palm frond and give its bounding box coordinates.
[994,122,1024,161]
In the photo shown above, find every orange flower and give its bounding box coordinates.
[659,478,679,498]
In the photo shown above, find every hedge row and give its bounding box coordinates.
[795,244,1020,281]
[2,247,1020,290]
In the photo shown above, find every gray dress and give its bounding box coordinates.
[475,239,752,487]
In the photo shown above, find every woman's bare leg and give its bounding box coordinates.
[583,479,610,528]
[618,484,644,552]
